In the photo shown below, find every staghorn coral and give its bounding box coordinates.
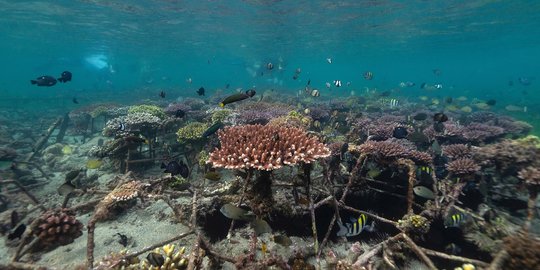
[140,243,188,269]
[446,158,480,176]
[442,144,471,159]
[207,124,330,171]
[128,105,166,119]
[30,208,84,248]
[176,122,209,144]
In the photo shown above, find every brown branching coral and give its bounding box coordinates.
[473,139,538,173]
[518,166,540,188]
[356,140,409,161]
[446,158,480,176]
[502,233,540,270]
[30,208,84,248]
[442,144,471,159]
[207,124,330,171]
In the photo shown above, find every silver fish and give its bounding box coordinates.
[251,219,272,236]
[220,203,255,221]
[413,186,436,200]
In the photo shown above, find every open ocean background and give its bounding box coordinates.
[0,0,539,132]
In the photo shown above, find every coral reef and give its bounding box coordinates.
[207,124,330,170]
[164,103,192,115]
[128,105,166,119]
[103,112,161,137]
[442,144,471,159]
[268,111,312,129]
[30,208,84,248]
[446,158,480,176]
[0,147,17,161]
[176,122,209,144]
[502,233,540,270]
[473,139,538,173]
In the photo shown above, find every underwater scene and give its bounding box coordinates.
[1,1,540,269]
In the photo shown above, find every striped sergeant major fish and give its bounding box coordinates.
[444,212,466,228]
[337,214,375,237]
[380,98,399,108]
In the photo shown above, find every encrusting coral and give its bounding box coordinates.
[207,124,330,171]
[176,122,209,144]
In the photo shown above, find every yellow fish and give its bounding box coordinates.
[431,98,440,105]
[445,105,459,111]
[62,145,73,155]
[474,103,490,110]
[460,106,473,113]
[456,96,468,102]
[419,96,429,101]
[86,159,103,169]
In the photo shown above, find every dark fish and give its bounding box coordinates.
[159,91,166,98]
[219,93,250,107]
[245,89,256,97]
[8,224,26,240]
[340,143,349,160]
[10,211,19,227]
[202,122,223,137]
[445,97,453,104]
[204,171,221,181]
[433,122,445,132]
[363,71,373,80]
[146,252,165,267]
[161,160,189,178]
[71,97,79,104]
[486,99,496,106]
[433,113,448,123]
[307,79,311,85]
[57,71,72,83]
[117,233,128,247]
[444,212,466,228]
[225,83,230,89]
[175,109,185,118]
[65,169,81,182]
[31,75,57,87]
[413,113,428,121]
[196,87,205,96]
[292,74,299,80]
[392,126,408,139]
[420,83,426,89]
[337,215,375,237]
[58,181,76,196]
[273,234,292,246]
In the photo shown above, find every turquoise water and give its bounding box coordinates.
[1,1,538,111]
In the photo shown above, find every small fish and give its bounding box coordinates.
[445,243,462,255]
[333,80,342,87]
[399,81,415,88]
[175,109,185,118]
[219,93,250,107]
[380,91,391,97]
[261,241,267,256]
[518,77,531,86]
[431,139,442,156]
[363,71,373,80]
[417,166,432,175]
[461,106,473,113]
[433,122,445,132]
[266,62,273,70]
[117,122,126,131]
[204,171,222,181]
[393,127,408,139]
[505,105,527,112]
[337,214,375,237]
[326,58,332,64]
[340,143,349,160]
[10,211,19,228]
[225,83,230,89]
[187,77,192,84]
[367,167,381,178]
[433,69,442,76]
[311,89,320,97]
[251,219,272,236]
[444,212,466,228]
[72,98,79,104]
[486,99,496,106]
[245,89,256,97]
[147,252,165,267]
[413,113,428,121]
[86,159,103,169]
[58,181,76,196]
[445,97,453,104]
[31,75,57,87]
[161,160,189,178]
[325,82,331,88]
[62,145,73,155]
[159,91,166,98]
[433,112,448,123]
[8,224,26,240]
[196,87,205,96]
[413,186,436,200]
[57,71,72,83]
[203,122,223,137]
[220,203,255,221]
[116,233,128,247]
[273,234,292,246]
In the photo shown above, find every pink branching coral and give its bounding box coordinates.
[442,144,471,159]
[446,158,480,176]
[207,124,330,171]
[462,123,505,142]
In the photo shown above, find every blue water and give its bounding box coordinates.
[1,1,539,127]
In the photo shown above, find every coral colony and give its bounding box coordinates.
[1,90,540,270]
